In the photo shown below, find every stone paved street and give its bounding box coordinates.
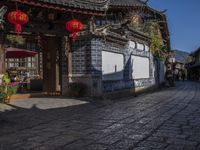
[1,82,200,150]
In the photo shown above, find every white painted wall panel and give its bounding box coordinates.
[102,51,124,80]
[144,45,149,51]
[128,41,136,49]
[131,55,150,79]
[137,43,144,50]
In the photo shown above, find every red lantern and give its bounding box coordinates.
[66,19,83,42]
[7,10,29,35]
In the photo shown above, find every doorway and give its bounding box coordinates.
[42,36,61,95]
[5,34,62,95]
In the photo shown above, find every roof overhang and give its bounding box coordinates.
[9,0,109,16]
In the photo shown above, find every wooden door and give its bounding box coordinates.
[42,36,61,95]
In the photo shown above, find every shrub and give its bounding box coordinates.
[0,83,18,103]
[7,83,18,96]
[0,87,6,103]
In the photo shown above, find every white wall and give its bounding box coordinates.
[144,45,149,52]
[102,51,124,80]
[128,41,136,49]
[131,55,150,79]
[137,42,144,50]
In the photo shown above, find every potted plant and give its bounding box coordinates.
[0,87,6,103]
[0,72,18,103]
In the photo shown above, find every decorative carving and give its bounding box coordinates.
[134,78,155,87]
[121,20,131,28]
[88,16,96,33]
[93,24,111,36]
[102,78,155,92]
[0,6,7,30]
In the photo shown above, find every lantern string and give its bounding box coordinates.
[71,13,74,19]
[72,33,76,42]
[15,2,18,11]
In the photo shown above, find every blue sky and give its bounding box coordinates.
[149,0,200,52]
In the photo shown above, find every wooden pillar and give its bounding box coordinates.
[66,37,72,80]
[0,32,5,74]
[60,36,71,95]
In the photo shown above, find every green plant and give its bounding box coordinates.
[0,84,18,103]
[142,21,167,60]
[0,72,18,103]
[6,35,26,45]
[150,35,162,55]
[2,72,10,96]
[0,87,6,103]
[7,84,18,96]
[2,73,10,84]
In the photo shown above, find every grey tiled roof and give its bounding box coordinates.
[37,0,110,11]
[13,0,147,12]
[110,0,145,6]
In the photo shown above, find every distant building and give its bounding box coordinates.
[172,50,189,80]
[173,50,189,72]
[188,48,200,80]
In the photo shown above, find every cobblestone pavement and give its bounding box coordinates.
[1,82,200,150]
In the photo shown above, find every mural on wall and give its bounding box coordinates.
[102,51,124,80]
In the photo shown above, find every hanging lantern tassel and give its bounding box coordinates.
[66,19,83,42]
[15,24,22,35]
[72,32,77,42]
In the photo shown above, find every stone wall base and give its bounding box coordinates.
[64,75,102,97]
[102,85,159,100]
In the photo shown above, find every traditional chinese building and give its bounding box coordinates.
[0,0,170,97]
[188,48,200,81]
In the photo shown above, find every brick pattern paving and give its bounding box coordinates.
[0,82,200,150]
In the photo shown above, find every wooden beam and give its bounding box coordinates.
[0,32,5,73]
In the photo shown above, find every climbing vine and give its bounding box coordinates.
[142,21,167,60]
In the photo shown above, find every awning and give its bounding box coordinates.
[6,47,38,58]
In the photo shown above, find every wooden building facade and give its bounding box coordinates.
[0,0,170,97]
[188,48,200,81]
